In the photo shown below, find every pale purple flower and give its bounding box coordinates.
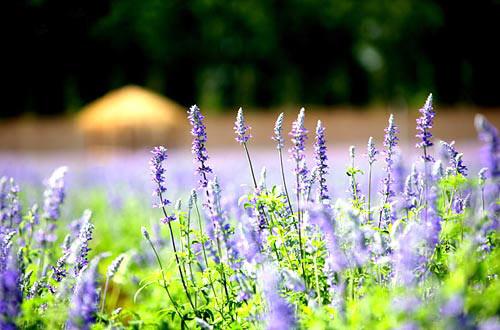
[348,146,363,203]
[0,257,21,330]
[416,93,435,161]
[150,146,176,223]
[289,108,309,197]
[106,254,125,279]
[440,141,467,176]
[150,146,170,204]
[188,105,213,188]
[478,167,488,186]
[73,221,94,276]
[207,177,240,268]
[0,178,22,228]
[475,114,499,178]
[234,107,251,144]
[67,259,101,330]
[307,205,347,272]
[367,136,378,165]
[260,266,297,330]
[379,114,399,225]
[314,120,329,202]
[272,113,285,149]
[42,166,68,220]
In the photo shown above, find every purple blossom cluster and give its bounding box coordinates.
[188,105,213,188]
[234,107,251,144]
[313,120,330,203]
[416,93,435,161]
[289,108,309,197]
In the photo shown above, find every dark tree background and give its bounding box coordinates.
[4,0,500,117]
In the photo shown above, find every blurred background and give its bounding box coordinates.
[2,0,500,150]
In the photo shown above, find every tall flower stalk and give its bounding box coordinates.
[289,108,308,284]
[150,146,195,310]
[478,168,488,213]
[416,93,435,220]
[366,137,378,221]
[378,114,399,228]
[234,107,268,229]
[313,120,330,203]
[273,113,293,213]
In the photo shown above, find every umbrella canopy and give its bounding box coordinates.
[77,85,186,148]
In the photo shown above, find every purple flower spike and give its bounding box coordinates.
[478,167,488,186]
[150,146,171,206]
[67,258,101,330]
[0,258,22,329]
[440,141,468,176]
[314,120,330,202]
[42,166,68,220]
[188,105,213,188]
[234,107,251,144]
[475,114,499,178]
[367,136,378,165]
[378,114,399,226]
[73,221,94,276]
[289,108,309,197]
[260,266,297,330]
[272,113,285,149]
[416,93,435,162]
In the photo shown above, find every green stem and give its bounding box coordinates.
[145,235,182,319]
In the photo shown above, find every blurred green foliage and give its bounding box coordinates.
[5,0,500,116]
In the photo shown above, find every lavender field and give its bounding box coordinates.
[1,96,499,329]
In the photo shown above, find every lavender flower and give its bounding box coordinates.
[67,258,100,330]
[432,160,444,181]
[234,107,251,144]
[207,177,240,268]
[307,205,347,272]
[367,136,378,165]
[416,93,435,162]
[379,114,398,226]
[314,120,329,202]
[0,257,21,329]
[475,114,499,178]
[188,105,213,188]
[1,179,22,228]
[73,221,94,276]
[478,168,488,186]
[440,141,468,176]
[42,166,68,220]
[348,146,363,204]
[272,112,285,149]
[106,254,125,279]
[52,252,69,282]
[150,146,170,205]
[289,108,309,197]
[260,266,297,330]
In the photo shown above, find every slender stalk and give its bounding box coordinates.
[313,253,321,305]
[186,206,198,308]
[295,172,307,288]
[100,277,110,313]
[368,164,372,222]
[158,189,195,310]
[194,202,222,310]
[243,143,258,188]
[243,142,270,228]
[200,170,231,305]
[423,146,429,222]
[279,148,294,214]
[167,220,196,310]
[481,187,485,213]
[144,235,182,318]
[378,172,391,229]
